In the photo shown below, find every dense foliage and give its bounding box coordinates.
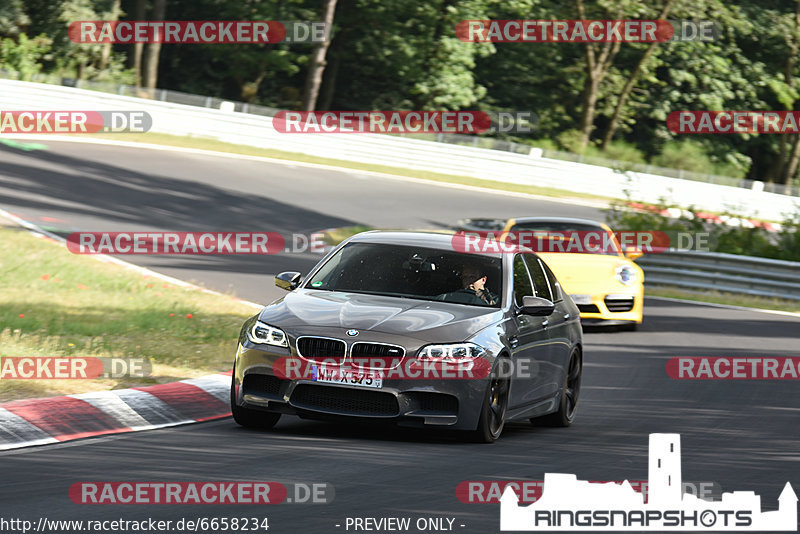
[606,198,800,261]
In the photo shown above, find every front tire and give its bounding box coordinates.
[470,359,510,443]
[532,348,581,427]
[230,374,281,429]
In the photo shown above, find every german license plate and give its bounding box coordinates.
[570,294,592,305]
[312,366,383,389]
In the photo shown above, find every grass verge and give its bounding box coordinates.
[645,286,800,314]
[0,224,257,402]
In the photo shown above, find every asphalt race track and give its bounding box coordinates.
[0,140,798,533]
[0,141,604,303]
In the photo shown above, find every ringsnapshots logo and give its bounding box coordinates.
[500,434,798,531]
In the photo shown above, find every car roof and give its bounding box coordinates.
[346,230,504,257]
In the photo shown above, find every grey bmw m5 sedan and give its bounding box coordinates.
[231,231,583,442]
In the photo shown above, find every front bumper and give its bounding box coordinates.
[570,289,643,324]
[232,342,489,431]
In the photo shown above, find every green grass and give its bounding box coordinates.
[645,286,800,314]
[0,225,257,401]
[77,132,611,203]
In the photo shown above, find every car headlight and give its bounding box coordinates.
[615,265,638,286]
[417,342,486,363]
[247,321,288,347]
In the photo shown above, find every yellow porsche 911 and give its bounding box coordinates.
[457,217,644,330]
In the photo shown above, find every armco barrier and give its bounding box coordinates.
[638,251,800,301]
[1,79,798,220]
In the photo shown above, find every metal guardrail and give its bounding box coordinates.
[0,70,284,117]
[637,250,800,301]
[2,70,797,198]
[1,78,798,221]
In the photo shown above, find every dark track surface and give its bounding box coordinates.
[1,140,797,533]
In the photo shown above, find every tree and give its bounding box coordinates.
[142,0,165,89]
[99,0,123,70]
[0,0,30,38]
[600,0,674,149]
[131,0,145,87]
[410,0,493,110]
[574,0,622,151]
[302,0,338,111]
[775,1,800,192]
[0,33,51,80]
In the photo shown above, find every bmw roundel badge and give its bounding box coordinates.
[346,329,359,337]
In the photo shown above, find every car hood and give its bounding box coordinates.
[537,252,642,294]
[258,289,502,341]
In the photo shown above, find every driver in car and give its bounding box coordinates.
[440,263,499,306]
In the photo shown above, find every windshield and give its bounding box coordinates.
[509,222,622,256]
[305,243,503,308]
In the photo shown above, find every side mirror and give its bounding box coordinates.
[624,247,644,260]
[520,296,555,316]
[275,271,302,291]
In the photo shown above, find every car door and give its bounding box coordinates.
[507,254,555,409]
[523,253,572,402]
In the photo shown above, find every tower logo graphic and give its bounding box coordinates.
[500,434,797,531]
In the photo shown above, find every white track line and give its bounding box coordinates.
[646,296,800,319]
